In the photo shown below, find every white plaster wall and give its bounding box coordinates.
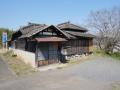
[13,49,36,68]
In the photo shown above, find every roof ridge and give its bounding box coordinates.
[57,21,70,26]
[28,22,46,26]
[70,23,88,30]
[19,22,46,31]
[57,22,86,29]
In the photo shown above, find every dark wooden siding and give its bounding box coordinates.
[32,27,65,38]
[88,38,93,52]
[15,39,37,52]
[15,38,26,50]
[62,39,90,55]
[27,41,36,52]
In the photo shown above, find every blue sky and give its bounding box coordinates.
[0,0,120,31]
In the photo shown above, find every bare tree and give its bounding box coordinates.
[87,7,120,53]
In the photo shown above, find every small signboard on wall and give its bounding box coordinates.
[2,32,7,43]
[2,32,7,48]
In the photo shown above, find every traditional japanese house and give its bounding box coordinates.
[11,22,94,67]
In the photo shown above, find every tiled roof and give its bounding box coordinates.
[12,22,94,40]
[65,31,94,38]
[19,25,48,38]
[19,25,76,39]
[19,23,47,35]
[57,22,88,32]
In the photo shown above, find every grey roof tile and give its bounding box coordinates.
[57,22,88,32]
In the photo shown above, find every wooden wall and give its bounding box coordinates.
[37,60,59,67]
[36,42,59,67]
[62,38,92,55]
[15,37,93,67]
[15,38,26,50]
[27,41,36,52]
[15,38,37,53]
[88,38,93,53]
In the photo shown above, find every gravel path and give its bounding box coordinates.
[0,57,15,81]
[0,57,120,90]
[66,57,120,82]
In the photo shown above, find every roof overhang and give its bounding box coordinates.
[33,37,67,42]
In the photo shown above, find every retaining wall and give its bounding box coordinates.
[13,49,36,68]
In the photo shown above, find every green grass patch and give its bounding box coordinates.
[112,82,120,90]
[1,51,36,76]
[93,48,106,56]
[108,52,120,60]
[93,48,120,60]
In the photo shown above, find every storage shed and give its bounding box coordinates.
[11,22,94,67]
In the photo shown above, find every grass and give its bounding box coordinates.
[1,51,36,76]
[108,52,120,60]
[94,48,120,60]
[112,82,120,90]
